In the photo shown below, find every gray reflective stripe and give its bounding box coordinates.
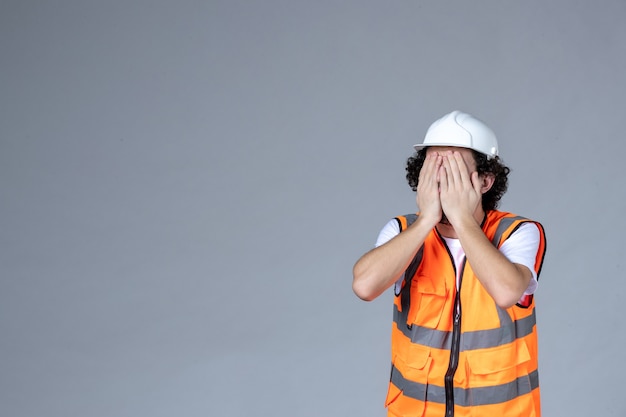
[496,305,513,327]
[393,305,536,351]
[391,365,539,407]
[492,215,528,247]
[462,309,536,350]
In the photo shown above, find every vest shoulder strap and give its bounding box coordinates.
[394,214,422,299]
[394,213,418,232]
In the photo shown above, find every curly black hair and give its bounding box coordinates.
[406,148,511,212]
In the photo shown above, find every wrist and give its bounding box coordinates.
[450,213,481,233]
[415,212,440,229]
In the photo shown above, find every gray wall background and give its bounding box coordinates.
[1,1,624,416]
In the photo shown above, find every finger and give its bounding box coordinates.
[422,153,441,187]
[438,163,448,191]
[419,153,435,183]
[445,152,463,187]
[453,151,472,186]
[441,154,456,189]
[434,154,443,182]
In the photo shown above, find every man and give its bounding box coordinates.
[352,111,546,417]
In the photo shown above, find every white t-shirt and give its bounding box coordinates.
[375,219,540,296]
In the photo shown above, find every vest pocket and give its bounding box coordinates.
[407,276,447,329]
[465,341,532,408]
[401,343,431,378]
[384,377,403,408]
[386,347,432,416]
[466,340,530,374]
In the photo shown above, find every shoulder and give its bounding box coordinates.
[394,213,419,231]
[486,210,545,245]
[487,210,543,227]
[374,213,418,247]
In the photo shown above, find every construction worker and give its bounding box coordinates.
[352,111,547,417]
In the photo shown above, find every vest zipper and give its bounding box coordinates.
[444,259,466,417]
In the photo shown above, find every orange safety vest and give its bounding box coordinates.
[385,210,547,417]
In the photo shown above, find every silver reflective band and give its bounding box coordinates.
[390,365,539,407]
[393,305,536,351]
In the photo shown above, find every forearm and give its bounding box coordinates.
[454,217,531,308]
[352,216,435,301]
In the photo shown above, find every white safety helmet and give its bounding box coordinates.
[413,110,499,159]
